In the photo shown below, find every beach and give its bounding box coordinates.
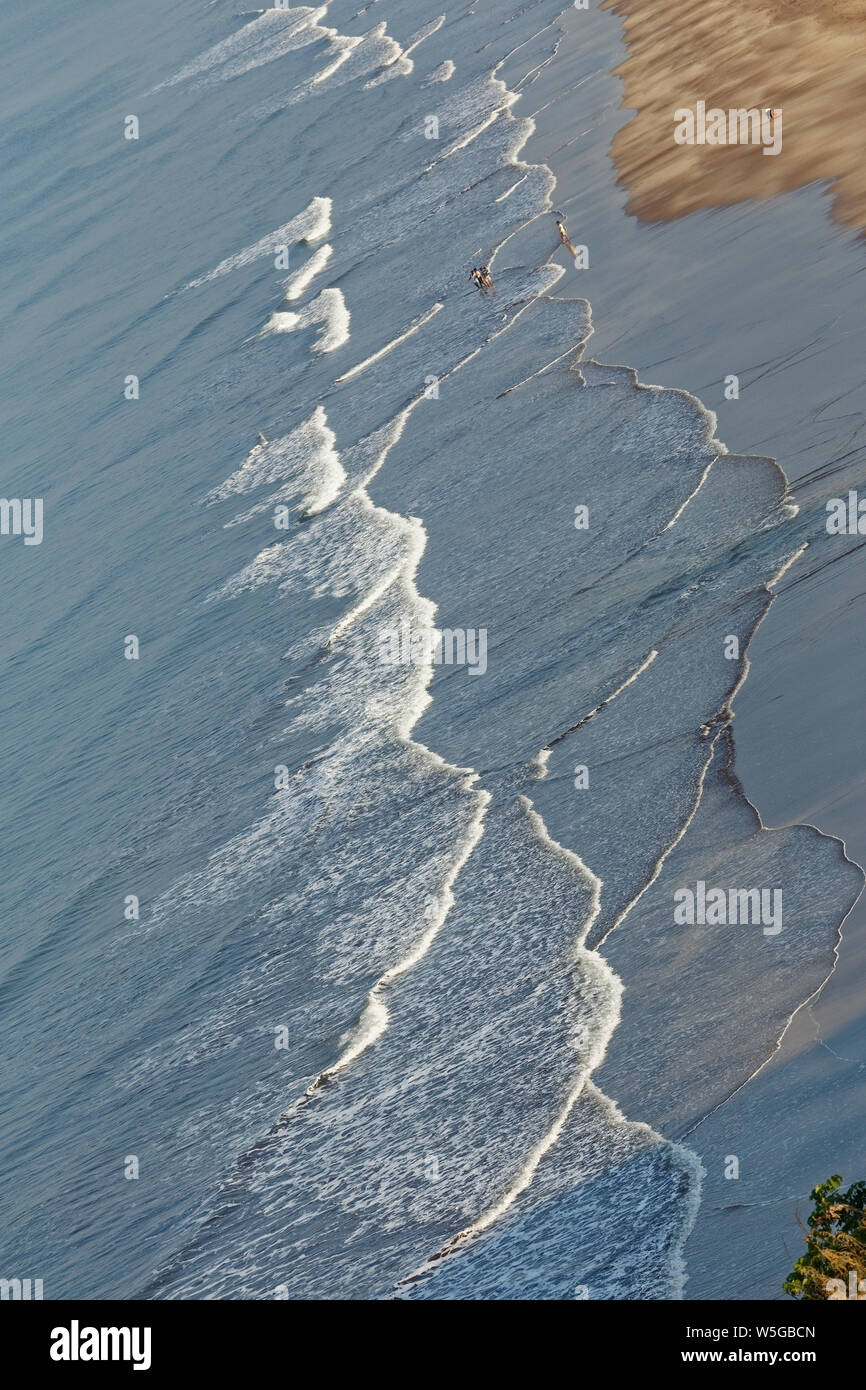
[604,0,866,234]
[523,0,866,1297]
[0,0,863,1304]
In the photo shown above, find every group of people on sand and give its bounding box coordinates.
[468,214,577,293]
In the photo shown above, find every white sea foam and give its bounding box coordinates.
[139,0,853,1309]
[207,476,417,607]
[261,286,350,352]
[335,304,443,384]
[402,1084,704,1301]
[309,781,490,1088]
[360,17,446,89]
[426,74,519,164]
[406,17,447,53]
[341,412,412,490]
[282,243,332,300]
[135,383,493,1142]
[205,408,335,503]
[364,56,413,88]
[204,408,345,521]
[255,22,405,111]
[424,60,455,85]
[151,7,331,92]
[183,197,331,290]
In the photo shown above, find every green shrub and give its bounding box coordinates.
[784,1175,866,1300]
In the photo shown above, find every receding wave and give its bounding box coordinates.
[182,196,331,291]
[128,0,862,1303]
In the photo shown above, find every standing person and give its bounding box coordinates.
[469,265,493,291]
[555,216,577,258]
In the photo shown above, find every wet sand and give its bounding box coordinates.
[508,0,866,1298]
[602,0,866,235]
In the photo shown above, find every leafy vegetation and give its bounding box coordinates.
[784,1175,866,1300]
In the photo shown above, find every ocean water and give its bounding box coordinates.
[0,0,860,1300]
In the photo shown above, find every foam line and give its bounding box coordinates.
[182,197,331,291]
[334,304,444,384]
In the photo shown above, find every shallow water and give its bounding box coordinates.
[0,0,860,1300]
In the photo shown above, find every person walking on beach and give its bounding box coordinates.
[555,216,577,258]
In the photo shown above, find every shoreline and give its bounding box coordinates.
[509,0,866,1297]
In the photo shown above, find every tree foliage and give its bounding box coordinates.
[784,1175,866,1300]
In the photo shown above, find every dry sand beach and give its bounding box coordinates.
[604,0,866,234]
